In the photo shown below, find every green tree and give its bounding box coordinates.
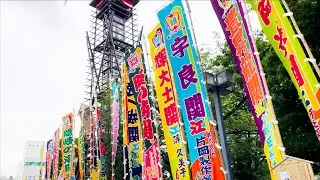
[256,35,320,173]
[201,41,269,179]
[100,84,125,180]
[285,0,320,62]
[200,28,320,178]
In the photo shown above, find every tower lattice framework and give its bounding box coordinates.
[84,0,140,178]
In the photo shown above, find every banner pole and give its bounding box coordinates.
[281,0,320,77]
[242,0,286,156]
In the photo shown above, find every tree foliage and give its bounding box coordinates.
[100,85,125,180]
[200,21,320,180]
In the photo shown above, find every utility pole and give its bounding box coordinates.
[204,70,234,180]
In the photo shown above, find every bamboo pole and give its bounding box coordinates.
[281,0,320,78]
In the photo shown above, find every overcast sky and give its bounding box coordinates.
[0,0,260,176]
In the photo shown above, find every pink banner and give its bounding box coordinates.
[53,129,60,179]
[144,141,161,180]
[111,81,120,163]
[45,140,53,179]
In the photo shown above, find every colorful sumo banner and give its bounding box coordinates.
[210,0,283,174]
[122,67,130,180]
[148,23,191,180]
[96,108,107,179]
[123,64,143,179]
[61,113,74,180]
[124,44,162,179]
[157,0,224,179]
[248,0,320,141]
[78,124,85,180]
[45,140,53,180]
[111,80,120,165]
[53,128,60,180]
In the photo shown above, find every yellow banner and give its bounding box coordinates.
[78,126,84,180]
[123,64,143,179]
[148,24,191,180]
[39,142,44,180]
[248,0,320,141]
[61,113,73,180]
[91,169,98,180]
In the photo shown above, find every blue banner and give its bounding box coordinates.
[157,0,224,179]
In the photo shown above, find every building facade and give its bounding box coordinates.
[19,141,46,180]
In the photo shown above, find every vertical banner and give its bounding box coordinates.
[124,45,162,179]
[78,125,85,180]
[39,142,44,180]
[96,108,107,179]
[53,128,60,180]
[248,0,320,141]
[157,1,224,179]
[61,113,73,180]
[123,64,143,179]
[122,66,131,180]
[111,80,120,165]
[90,110,96,171]
[123,146,130,180]
[45,140,53,180]
[148,24,191,180]
[210,0,283,173]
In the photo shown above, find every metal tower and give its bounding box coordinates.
[86,0,140,99]
[84,0,140,178]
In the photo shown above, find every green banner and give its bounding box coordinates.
[249,0,320,141]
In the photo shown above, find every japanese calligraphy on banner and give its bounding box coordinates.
[45,140,53,180]
[61,113,73,180]
[144,142,161,180]
[148,24,190,180]
[78,125,85,180]
[111,80,120,164]
[210,0,283,171]
[123,64,143,179]
[157,1,224,179]
[96,108,107,179]
[122,67,130,180]
[124,44,162,179]
[53,128,60,180]
[248,0,320,141]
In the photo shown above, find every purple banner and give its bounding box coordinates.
[210,0,266,141]
[210,0,284,168]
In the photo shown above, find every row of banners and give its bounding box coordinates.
[41,0,319,179]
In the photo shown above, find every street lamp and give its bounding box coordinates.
[204,70,234,180]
